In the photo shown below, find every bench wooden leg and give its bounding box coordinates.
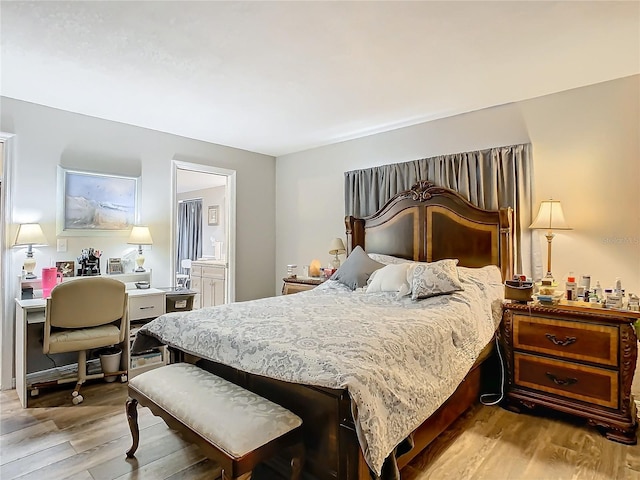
[125,397,139,458]
[289,443,305,480]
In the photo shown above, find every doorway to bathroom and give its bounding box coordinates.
[171,161,236,304]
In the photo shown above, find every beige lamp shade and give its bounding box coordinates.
[14,223,48,280]
[328,238,346,255]
[529,201,571,231]
[529,200,571,280]
[328,238,346,270]
[127,226,153,245]
[127,226,153,272]
[14,223,48,247]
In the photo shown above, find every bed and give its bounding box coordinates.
[133,180,513,479]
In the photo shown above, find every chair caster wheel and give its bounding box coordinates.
[72,395,83,405]
[120,374,128,383]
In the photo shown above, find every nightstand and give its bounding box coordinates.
[282,277,325,295]
[500,301,638,444]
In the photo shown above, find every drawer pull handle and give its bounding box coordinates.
[139,306,155,310]
[545,334,576,347]
[545,372,578,386]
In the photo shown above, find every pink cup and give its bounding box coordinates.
[42,267,63,298]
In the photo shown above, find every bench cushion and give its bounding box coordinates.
[128,363,302,458]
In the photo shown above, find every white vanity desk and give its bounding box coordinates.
[14,272,171,407]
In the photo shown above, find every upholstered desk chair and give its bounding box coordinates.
[43,277,128,405]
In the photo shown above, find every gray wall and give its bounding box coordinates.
[1,97,276,301]
[275,75,640,296]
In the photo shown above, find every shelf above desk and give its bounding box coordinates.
[19,271,153,300]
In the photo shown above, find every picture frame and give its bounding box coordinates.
[107,257,124,275]
[208,205,219,226]
[56,167,139,236]
[55,261,75,277]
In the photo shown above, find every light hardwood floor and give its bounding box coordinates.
[1,379,638,480]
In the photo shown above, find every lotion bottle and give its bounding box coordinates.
[565,273,577,301]
[594,281,603,302]
[615,277,622,296]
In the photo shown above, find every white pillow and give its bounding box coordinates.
[366,263,412,297]
[367,253,413,265]
[409,259,464,300]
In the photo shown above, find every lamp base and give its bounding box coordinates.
[135,253,146,272]
[23,256,37,280]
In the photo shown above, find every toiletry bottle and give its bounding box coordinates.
[615,277,622,297]
[594,281,603,302]
[565,273,577,301]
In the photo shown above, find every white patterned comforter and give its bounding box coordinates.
[137,265,504,475]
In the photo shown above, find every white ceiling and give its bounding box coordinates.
[1,1,638,157]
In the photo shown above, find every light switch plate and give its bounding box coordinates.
[57,238,67,252]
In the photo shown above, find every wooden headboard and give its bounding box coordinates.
[345,180,514,281]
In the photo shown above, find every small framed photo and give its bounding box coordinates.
[107,258,124,275]
[208,205,219,226]
[56,261,75,277]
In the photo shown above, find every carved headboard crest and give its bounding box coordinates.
[409,181,448,202]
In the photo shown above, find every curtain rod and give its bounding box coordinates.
[177,197,203,203]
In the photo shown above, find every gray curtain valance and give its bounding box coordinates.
[344,143,533,276]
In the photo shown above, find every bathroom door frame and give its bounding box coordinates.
[171,160,236,303]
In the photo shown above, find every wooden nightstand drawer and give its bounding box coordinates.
[282,277,325,295]
[514,353,618,409]
[513,314,618,367]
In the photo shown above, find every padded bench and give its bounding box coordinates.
[126,362,304,480]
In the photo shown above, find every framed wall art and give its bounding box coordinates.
[208,205,219,226]
[56,167,139,236]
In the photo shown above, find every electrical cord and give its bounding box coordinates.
[480,335,505,406]
[45,353,58,369]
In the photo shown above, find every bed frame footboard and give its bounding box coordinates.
[174,345,495,479]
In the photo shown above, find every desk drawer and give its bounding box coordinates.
[513,314,618,366]
[514,353,618,409]
[129,294,165,321]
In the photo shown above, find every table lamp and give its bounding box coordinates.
[328,238,346,270]
[14,223,48,279]
[127,226,153,272]
[529,200,571,281]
